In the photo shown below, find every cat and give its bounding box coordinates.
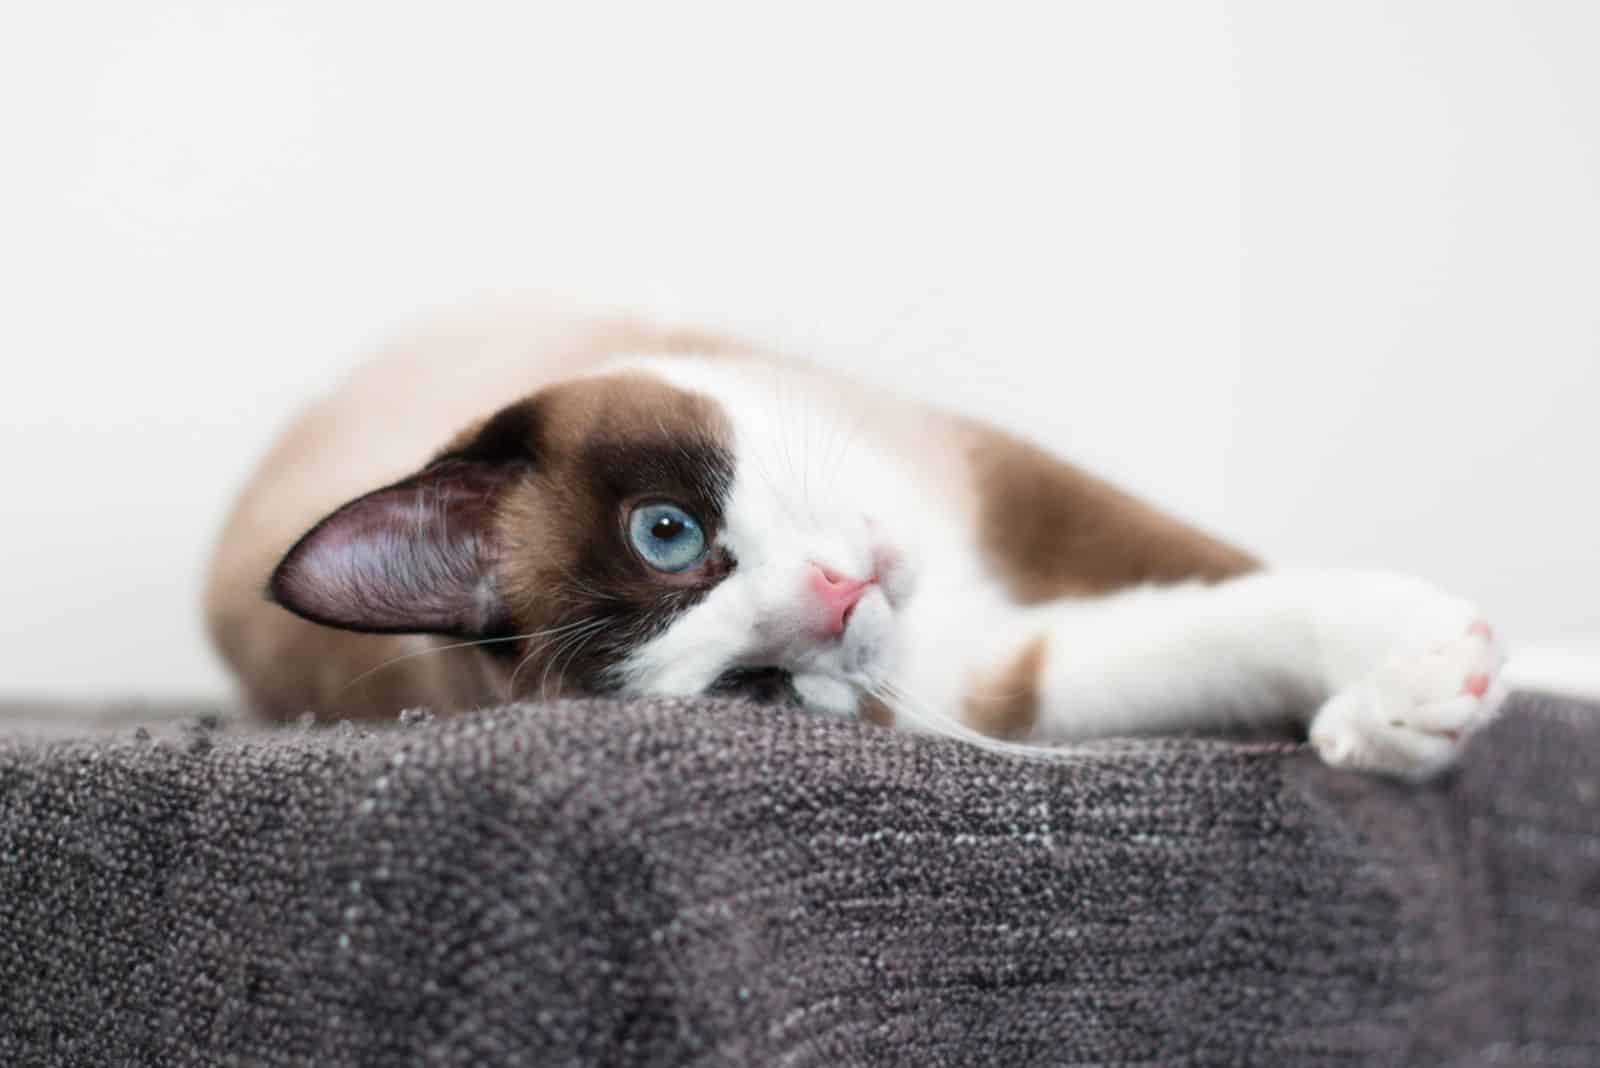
[206,301,1507,779]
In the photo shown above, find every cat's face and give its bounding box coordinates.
[271,366,917,718]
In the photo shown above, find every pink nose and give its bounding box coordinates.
[809,563,874,637]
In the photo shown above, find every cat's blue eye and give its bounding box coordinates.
[627,502,709,573]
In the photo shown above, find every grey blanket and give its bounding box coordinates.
[1,693,1597,1067]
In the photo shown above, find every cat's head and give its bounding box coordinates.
[270,366,916,717]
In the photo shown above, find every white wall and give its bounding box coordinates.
[2,2,1595,699]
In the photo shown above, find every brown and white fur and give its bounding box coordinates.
[206,303,1507,779]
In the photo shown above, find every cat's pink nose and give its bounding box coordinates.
[808,563,874,637]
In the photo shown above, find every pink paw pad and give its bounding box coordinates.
[1468,620,1493,640]
[1463,671,1491,698]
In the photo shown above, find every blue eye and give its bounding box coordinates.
[627,503,709,573]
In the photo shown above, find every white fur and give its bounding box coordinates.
[1013,570,1506,779]
[609,356,1506,779]
[611,356,948,711]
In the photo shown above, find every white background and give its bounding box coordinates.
[2,2,1596,699]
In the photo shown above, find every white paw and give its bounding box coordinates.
[1310,620,1508,781]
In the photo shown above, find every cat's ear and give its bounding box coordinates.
[269,402,539,637]
[268,459,527,637]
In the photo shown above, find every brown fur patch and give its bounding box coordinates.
[207,306,766,723]
[860,694,896,729]
[268,369,740,707]
[963,635,1048,739]
[969,428,1258,602]
[480,372,738,700]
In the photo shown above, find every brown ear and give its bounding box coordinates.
[269,457,527,638]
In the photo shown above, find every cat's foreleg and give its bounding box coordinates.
[965,570,1508,779]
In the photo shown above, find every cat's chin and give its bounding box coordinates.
[790,674,870,719]
[786,591,899,719]
[701,664,866,720]
[838,586,896,671]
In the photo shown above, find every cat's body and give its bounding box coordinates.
[207,303,1506,778]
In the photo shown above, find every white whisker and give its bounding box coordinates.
[872,679,1090,764]
[533,616,610,701]
[334,627,573,704]
[506,616,606,697]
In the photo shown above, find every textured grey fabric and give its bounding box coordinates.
[1,693,1597,1067]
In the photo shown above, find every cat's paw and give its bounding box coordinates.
[1309,621,1508,781]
